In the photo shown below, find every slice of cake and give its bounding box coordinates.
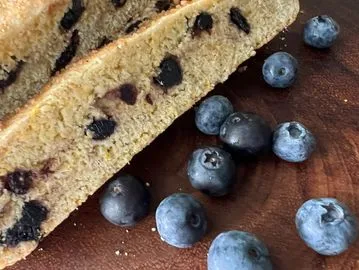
[0,0,179,119]
[0,0,299,268]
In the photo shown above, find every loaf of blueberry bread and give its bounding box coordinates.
[0,0,299,267]
[0,0,179,120]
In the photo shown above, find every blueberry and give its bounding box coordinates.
[155,193,207,248]
[155,0,172,12]
[262,52,298,88]
[219,112,272,157]
[272,121,316,163]
[230,7,250,34]
[304,16,340,49]
[2,201,48,246]
[51,30,80,75]
[187,147,235,196]
[208,230,273,270]
[296,198,358,255]
[195,95,234,135]
[60,0,85,31]
[193,12,214,36]
[153,56,183,90]
[86,118,117,140]
[4,169,33,195]
[100,175,150,227]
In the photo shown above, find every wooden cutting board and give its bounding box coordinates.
[9,0,359,269]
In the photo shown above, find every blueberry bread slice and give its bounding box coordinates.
[0,0,179,120]
[0,0,299,267]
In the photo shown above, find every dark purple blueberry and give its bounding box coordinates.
[272,121,316,162]
[51,30,80,75]
[195,95,234,135]
[155,0,172,12]
[0,61,24,92]
[296,198,358,255]
[119,84,138,105]
[193,12,213,36]
[208,231,273,270]
[100,175,150,227]
[1,201,48,246]
[125,20,143,34]
[153,56,183,90]
[187,147,236,197]
[230,7,250,34]
[262,52,298,88]
[112,0,127,8]
[156,193,207,248]
[4,170,33,195]
[219,112,272,157]
[304,15,340,49]
[86,118,117,140]
[60,0,85,30]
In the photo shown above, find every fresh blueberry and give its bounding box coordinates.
[219,112,272,157]
[304,15,340,49]
[195,95,234,135]
[208,230,273,270]
[155,193,207,248]
[262,52,298,88]
[272,121,316,163]
[187,147,236,196]
[296,198,358,256]
[100,175,150,227]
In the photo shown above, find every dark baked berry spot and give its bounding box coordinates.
[119,84,138,105]
[4,170,33,195]
[51,30,80,76]
[193,12,213,36]
[97,36,112,49]
[112,0,127,8]
[40,159,55,176]
[60,0,85,30]
[230,7,250,34]
[86,118,117,140]
[145,94,154,105]
[155,0,172,12]
[153,55,183,90]
[0,61,24,92]
[125,20,142,34]
[1,201,48,246]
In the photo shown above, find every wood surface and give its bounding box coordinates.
[9,0,359,269]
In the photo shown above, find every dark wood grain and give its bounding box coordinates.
[9,0,359,269]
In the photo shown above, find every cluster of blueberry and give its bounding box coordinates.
[99,15,358,269]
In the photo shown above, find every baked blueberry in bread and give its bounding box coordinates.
[0,0,299,268]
